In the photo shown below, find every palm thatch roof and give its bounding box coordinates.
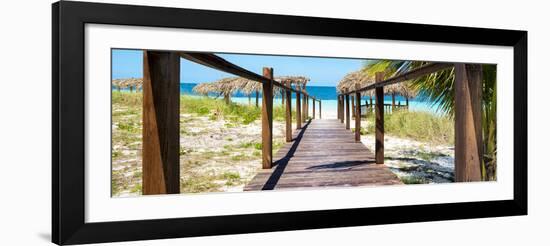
[337,70,418,98]
[275,76,310,88]
[193,75,311,97]
[336,71,375,97]
[192,77,241,96]
[112,77,143,89]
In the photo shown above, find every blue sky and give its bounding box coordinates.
[112,49,365,87]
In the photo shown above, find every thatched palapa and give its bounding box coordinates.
[193,75,311,105]
[112,77,143,91]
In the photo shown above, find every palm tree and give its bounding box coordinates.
[362,60,497,181]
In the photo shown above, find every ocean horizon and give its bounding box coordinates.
[114,82,444,117]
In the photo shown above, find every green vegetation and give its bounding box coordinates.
[400,176,428,184]
[363,61,497,180]
[363,111,454,144]
[416,150,445,162]
[112,91,292,124]
[180,173,222,193]
[111,91,291,196]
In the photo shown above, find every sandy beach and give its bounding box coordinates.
[112,93,455,196]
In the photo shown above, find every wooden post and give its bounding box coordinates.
[248,94,251,105]
[307,96,310,119]
[406,97,409,110]
[313,99,316,119]
[296,90,302,129]
[142,51,180,195]
[306,96,309,119]
[375,72,385,164]
[370,96,373,114]
[350,95,355,119]
[302,93,307,123]
[285,81,292,142]
[281,89,285,107]
[340,95,344,123]
[355,84,361,142]
[224,94,230,104]
[454,64,482,182]
[336,95,341,120]
[319,100,322,119]
[255,90,259,107]
[391,93,396,112]
[262,67,274,169]
[345,93,350,130]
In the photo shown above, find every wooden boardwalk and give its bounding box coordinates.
[244,119,402,191]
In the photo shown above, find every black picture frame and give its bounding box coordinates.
[52,1,527,245]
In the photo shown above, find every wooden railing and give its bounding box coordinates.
[141,50,321,194]
[337,62,484,182]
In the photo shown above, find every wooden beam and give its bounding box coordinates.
[355,84,361,142]
[142,51,180,195]
[375,72,385,164]
[454,64,482,181]
[296,89,302,129]
[180,52,300,94]
[262,67,274,169]
[285,81,292,142]
[345,93,350,130]
[346,63,454,95]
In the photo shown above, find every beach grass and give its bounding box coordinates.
[363,110,454,144]
[111,91,291,196]
[113,91,294,123]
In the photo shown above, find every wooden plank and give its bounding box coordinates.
[142,51,180,194]
[296,89,302,129]
[375,72,385,164]
[262,67,274,169]
[345,94,350,130]
[244,119,402,191]
[355,84,361,142]
[285,81,292,142]
[454,64,482,181]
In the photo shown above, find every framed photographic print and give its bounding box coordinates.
[52,1,527,245]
